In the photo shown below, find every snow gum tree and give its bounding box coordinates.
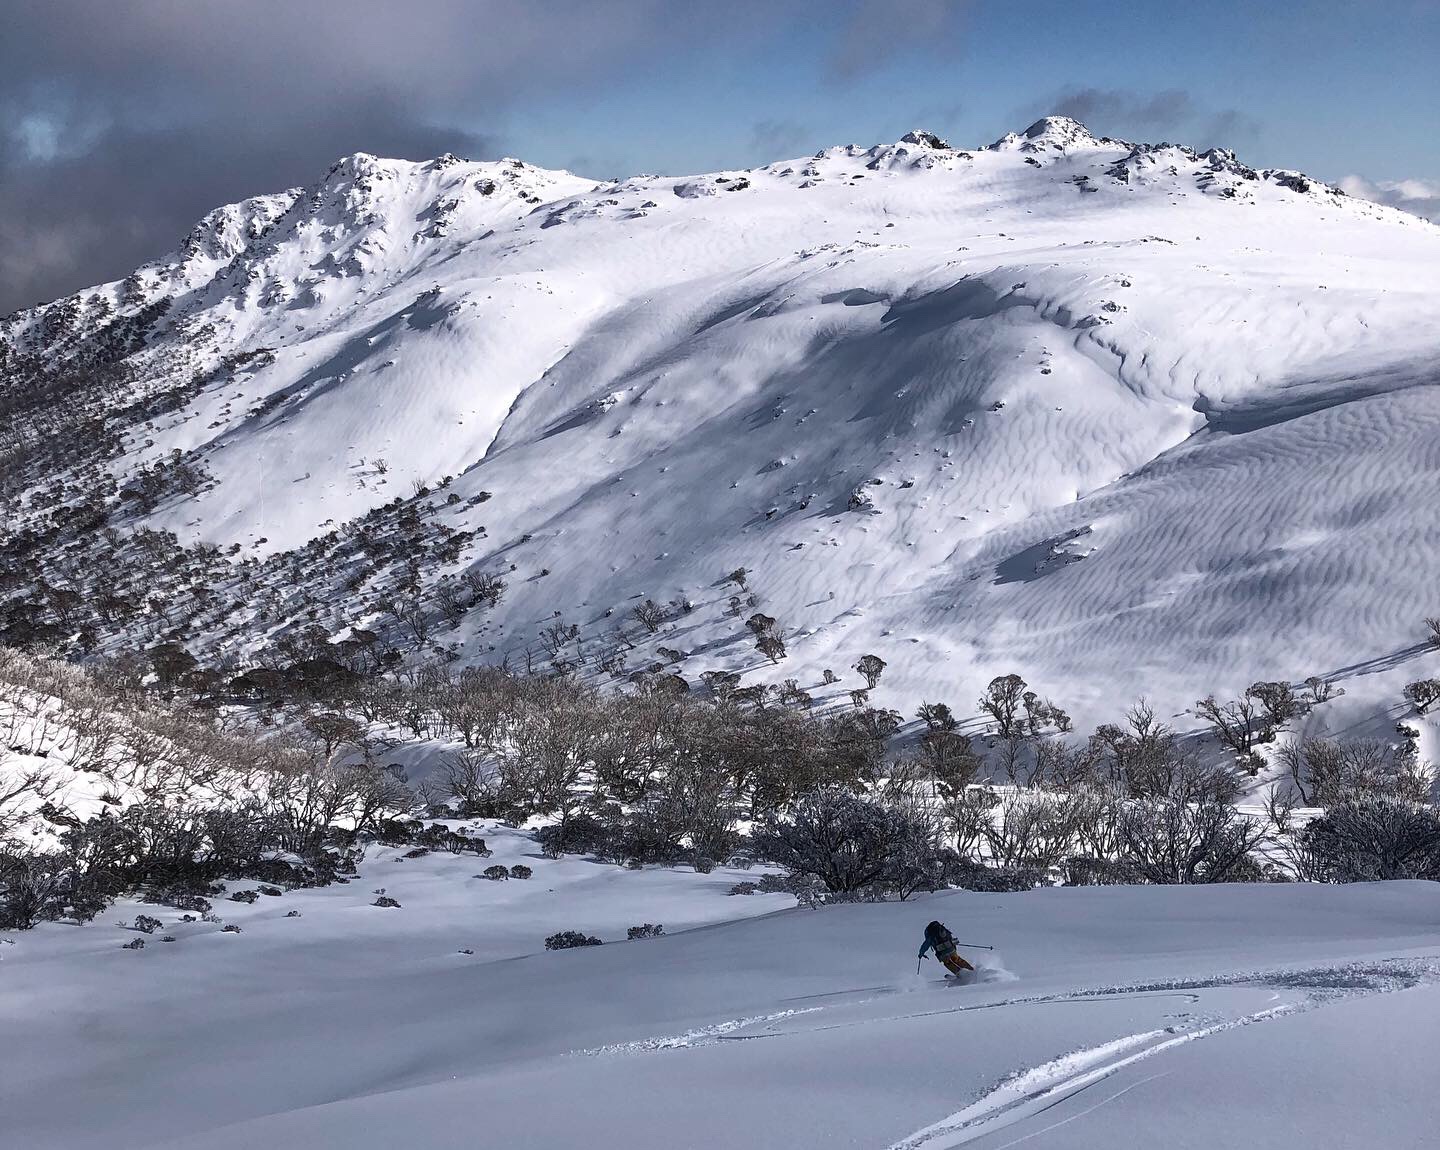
[755,788,900,894]
[854,654,886,689]
[1301,797,1440,882]
[979,674,1027,738]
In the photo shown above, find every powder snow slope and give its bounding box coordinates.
[5,118,1440,725]
[2,876,1437,1148]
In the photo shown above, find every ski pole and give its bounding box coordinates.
[916,955,923,975]
[952,941,994,951]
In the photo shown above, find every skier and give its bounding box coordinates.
[918,919,974,975]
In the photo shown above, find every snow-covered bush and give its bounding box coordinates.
[1115,798,1265,884]
[606,808,687,867]
[1403,679,1440,715]
[0,850,84,929]
[1061,855,1141,887]
[508,864,532,879]
[626,923,664,939]
[132,913,162,934]
[1300,797,1440,882]
[1279,738,1430,807]
[141,888,213,914]
[945,858,1045,893]
[754,788,944,896]
[481,865,509,881]
[1194,694,1263,756]
[545,930,602,950]
[441,750,507,818]
[535,812,609,859]
[1246,681,1299,728]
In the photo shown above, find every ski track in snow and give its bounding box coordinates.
[5,881,1439,1149]
[884,1005,1301,1150]
[570,954,1440,1149]
[882,957,1440,1149]
[575,1007,825,1056]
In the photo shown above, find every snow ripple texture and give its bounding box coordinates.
[6,117,1440,724]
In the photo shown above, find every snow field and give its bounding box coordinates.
[3,873,1438,1149]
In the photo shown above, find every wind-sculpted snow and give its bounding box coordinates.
[3,118,1439,726]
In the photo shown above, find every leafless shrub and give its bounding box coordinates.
[380,594,432,647]
[1301,797,1440,882]
[442,750,505,817]
[463,570,505,608]
[434,581,468,626]
[539,618,580,660]
[1194,693,1265,758]
[1302,676,1343,707]
[632,599,668,634]
[0,759,62,839]
[1246,681,1299,728]
[1031,739,1105,791]
[979,789,1084,870]
[1116,797,1265,884]
[1280,738,1430,807]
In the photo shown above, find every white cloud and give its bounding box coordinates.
[1339,174,1440,222]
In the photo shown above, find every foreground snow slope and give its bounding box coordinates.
[6,118,1440,724]
[3,875,1437,1149]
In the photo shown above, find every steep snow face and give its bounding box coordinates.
[5,119,1440,724]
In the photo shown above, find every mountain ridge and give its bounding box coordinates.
[2,117,1438,736]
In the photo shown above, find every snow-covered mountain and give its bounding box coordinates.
[4,117,1440,728]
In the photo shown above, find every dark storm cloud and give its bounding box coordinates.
[1049,87,1197,132]
[1030,86,1258,150]
[0,106,490,315]
[0,0,807,314]
[826,0,968,80]
[749,119,811,161]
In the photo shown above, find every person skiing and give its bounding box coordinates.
[919,920,973,975]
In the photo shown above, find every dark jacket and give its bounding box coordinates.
[919,920,956,959]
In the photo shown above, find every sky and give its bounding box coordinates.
[2,0,1437,315]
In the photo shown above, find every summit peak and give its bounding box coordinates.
[989,115,1109,153]
[898,129,951,150]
